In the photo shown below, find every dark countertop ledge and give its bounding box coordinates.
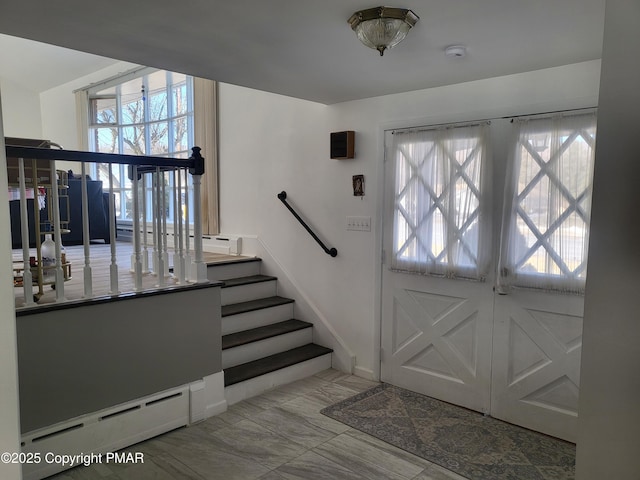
[15,280,223,317]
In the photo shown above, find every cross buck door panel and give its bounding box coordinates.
[380,124,494,414]
[492,290,583,442]
[381,272,494,413]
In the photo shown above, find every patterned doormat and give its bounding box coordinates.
[321,384,575,480]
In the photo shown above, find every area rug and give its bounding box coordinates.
[321,384,575,480]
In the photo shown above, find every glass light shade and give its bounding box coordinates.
[349,7,419,56]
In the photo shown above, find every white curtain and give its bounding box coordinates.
[193,78,219,235]
[74,90,89,151]
[498,112,597,294]
[390,123,490,280]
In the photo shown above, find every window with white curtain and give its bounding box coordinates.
[390,123,490,280]
[498,112,597,293]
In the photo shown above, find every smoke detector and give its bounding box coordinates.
[444,45,467,58]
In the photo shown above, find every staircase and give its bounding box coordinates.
[207,257,333,405]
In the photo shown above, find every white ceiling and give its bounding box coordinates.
[0,0,605,104]
[0,34,119,93]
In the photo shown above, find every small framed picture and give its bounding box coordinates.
[353,174,364,196]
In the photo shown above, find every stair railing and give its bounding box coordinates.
[277,191,337,257]
[6,143,208,307]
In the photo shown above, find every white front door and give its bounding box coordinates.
[380,125,494,413]
[380,114,596,442]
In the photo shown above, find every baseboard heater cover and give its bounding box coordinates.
[202,234,242,255]
[21,385,190,480]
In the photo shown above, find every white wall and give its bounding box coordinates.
[39,60,138,151]
[0,77,42,138]
[576,1,640,478]
[0,90,23,480]
[218,60,601,377]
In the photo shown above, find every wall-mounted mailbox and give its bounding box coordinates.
[330,131,355,159]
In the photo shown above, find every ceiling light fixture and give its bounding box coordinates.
[348,6,419,56]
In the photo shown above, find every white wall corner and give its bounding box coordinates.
[255,237,356,374]
[201,371,227,419]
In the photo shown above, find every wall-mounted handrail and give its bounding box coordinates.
[277,191,337,257]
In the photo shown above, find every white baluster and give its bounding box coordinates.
[108,163,119,295]
[132,165,143,291]
[50,161,66,302]
[80,161,92,298]
[155,167,165,287]
[141,173,149,273]
[192,173,207,283]
[184,167,192,281]
[161,171,169,278]
[18,158,35,306]
[172,170,181,281]
[151,171,158,275]
[177,169,186,284]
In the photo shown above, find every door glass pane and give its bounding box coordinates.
[390,124,488,279]
[500,113,597,293]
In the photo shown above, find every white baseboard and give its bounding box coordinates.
[202,371,227,419]
[354,366,377,381]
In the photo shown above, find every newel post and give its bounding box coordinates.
[189,147,207,283]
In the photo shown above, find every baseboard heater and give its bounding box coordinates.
[114,230,242,256]
[21,385,190,480]
[202,234,242,255]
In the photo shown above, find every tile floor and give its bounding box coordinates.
[49,369,467,480]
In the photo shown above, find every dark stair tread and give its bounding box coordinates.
[222,296,294,317]
[224,344,333,387]
[206,256,262,267]
[222,275,277,289]
[222,319,312,350]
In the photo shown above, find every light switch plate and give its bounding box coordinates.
[347,216,371,231]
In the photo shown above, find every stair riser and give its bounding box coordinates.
[221,280,278,306]
[207,261,261,281]
[224,353,332,406]
[222,304,294,335]
[222,328,313,370]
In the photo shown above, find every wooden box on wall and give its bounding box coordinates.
[330,131,355,159]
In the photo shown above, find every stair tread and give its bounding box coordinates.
[222,274,277,289]
[222,319,312,350]
[224,344,333,386]
[206,256,261,267]
[222,296,294,317]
